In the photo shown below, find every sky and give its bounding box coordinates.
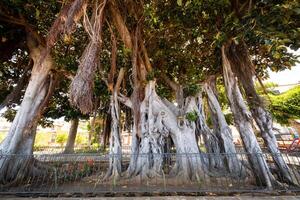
[267,49,300,85]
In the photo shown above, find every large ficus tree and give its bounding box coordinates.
[0,0,87,183]
[0,0,299,187]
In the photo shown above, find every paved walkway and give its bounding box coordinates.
[2,196,300,200]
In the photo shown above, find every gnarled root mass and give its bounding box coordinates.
[0,155,54,187]
[120,81,208,181]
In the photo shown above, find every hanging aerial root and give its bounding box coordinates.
[69,0,107,114]
[69,42,100,114]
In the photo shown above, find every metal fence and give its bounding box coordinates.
[0,152,299,196]
[33,145,132,154]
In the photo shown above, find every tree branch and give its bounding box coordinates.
[160,73,179,91]
[118,93,132,108]
[115,68,125,93]
[108,2,132,49]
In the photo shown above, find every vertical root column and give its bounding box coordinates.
[222,43,276,188]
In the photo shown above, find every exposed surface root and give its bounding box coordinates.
[0,157,54,187]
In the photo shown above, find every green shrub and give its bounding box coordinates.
[269,86,300,125]
[56,133,68,146]
[35,132,51,146]
[75,134,86,146]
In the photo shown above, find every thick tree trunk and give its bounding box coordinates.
[204,77,242,175]
[105,92,122,179]
[133,87,169,178]
[119,81,207,180]
[222,44,276,188]
[63,118,79,154]
[227,40,298,185]
[149,83,206,180]
[105,67,125,179]
[124,39,146,177]
[126,123,140,177]
[0,35,55,184]
[123,83,144,177]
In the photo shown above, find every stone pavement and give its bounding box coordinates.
[2,196,300,200]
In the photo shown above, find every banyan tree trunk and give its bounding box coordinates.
[227,40,298,185]
[195,93,222,170]
[105,92,122,179]
[149,83,206,180]
[0,35,55,184]
[119,81,207,180]
[126,122,140,177]
[204,77,242,175]
[63,118,79,154]
[133,85,169,178]
[222,44,276,188]
[168,97,207,181]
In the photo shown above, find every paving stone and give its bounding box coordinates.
[2,196,300,200]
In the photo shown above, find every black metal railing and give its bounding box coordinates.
[0,152,299,195]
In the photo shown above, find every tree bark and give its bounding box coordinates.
[160,75,213,175]
[0,33,55,184]
[148,82,206,180]
[105,92,122,179]
[227,40,298,185]
[105,67,125,179]
[119,81,208,180]
[222,43,276,188]
[195,93,223,170]
[63,118,79,154]
[204,76,243,175]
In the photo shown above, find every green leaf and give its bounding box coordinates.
[177,0,182,6]
[293,8,300,15]
[35,8,40,19]
[185,0,191,7]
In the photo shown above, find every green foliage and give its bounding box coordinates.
[75,134,85,146]
[224,113,234,125]
[255,81,278,95]
[186,110,198,122]
[184,84,201,97]
[56,133,68,146]
[0,0,299,144]
[34,132,52,147]
[269,86,300,125]
[156,83,173,100]
[146,70,156,81]
[216,79,229,110]
[1,108,17,122]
